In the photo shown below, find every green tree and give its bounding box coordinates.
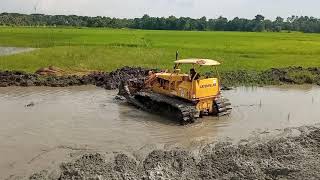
[253,14,265,32]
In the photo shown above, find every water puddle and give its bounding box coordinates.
[0,47,36,56]
[0,85,320,178]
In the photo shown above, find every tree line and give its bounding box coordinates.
[1,12,320,33]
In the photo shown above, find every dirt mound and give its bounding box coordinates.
[0,71,88,87]
[1,66,320,88]
[87,66,149,89]
[264,67,320,85]
[30,125,320,180]
[59,153,115,179]
[221,66,320,87]
[0,67,149,89]
[143,150,199,179]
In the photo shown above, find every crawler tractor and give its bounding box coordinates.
[118,59,231,123]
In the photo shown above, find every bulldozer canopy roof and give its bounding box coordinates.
[174,59,220,66]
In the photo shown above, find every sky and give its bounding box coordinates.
[1,0,319,19]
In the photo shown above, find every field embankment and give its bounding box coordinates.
[1,66,320,88]
[221,66,320,86]
[0,67,149,89]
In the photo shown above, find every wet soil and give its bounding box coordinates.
[88,67,148,89]
[1,66,320,89]
[221,66,320,87]
[29,125,320,180]
[0,66,148,89]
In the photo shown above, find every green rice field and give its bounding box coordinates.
[1,27,320,73]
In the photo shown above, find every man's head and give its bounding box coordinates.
[148,70,154,76]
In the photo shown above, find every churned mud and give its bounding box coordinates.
[0,47,36,56]
[1,66,320,89]
[28,125,320,180]
[0,67,148,89]
[221,66,320,87]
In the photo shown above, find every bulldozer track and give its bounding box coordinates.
[215,95,232,117]
[127,91,200,124]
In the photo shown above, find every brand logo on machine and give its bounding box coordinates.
[200,84,214,88]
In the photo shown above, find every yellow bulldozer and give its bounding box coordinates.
[118,58,231,124]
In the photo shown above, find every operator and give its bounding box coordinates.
[190,68,200,80]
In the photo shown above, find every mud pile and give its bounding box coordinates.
[1,66,320,89]
[0,67,149,90]
[221,66,320,87]
[267,67,320,84]
[30,125,320,180]
[0,71,90,87]
[87,66,149,89]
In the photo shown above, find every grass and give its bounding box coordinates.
[1,27,320,73]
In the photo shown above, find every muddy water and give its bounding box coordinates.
[1,85,320,178]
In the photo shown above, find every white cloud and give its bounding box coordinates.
[0,0,319,19]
